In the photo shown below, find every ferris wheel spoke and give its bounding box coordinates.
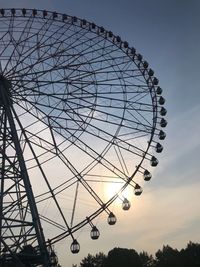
[65,97,153,132]
[9,45,122,82]
[32,94,152,134]
[18,95,131,181]
[31,135,107,211]
[73,118,147,158]
[53,98,148,157]
[62,46,119,80]
[32,25,89,74]
[50,120,130,180]
[6,23,102,79]
[10,106,76,239]
[63,80,151,109]
[69,68,141,80]
[36,211,67,231]
[11,102,110,214]
[64,52,124,81]
[127,106,153,126]
[8,46,131,90]
[3,15,34,75]
[29,97,152,137]
[56,151,111,207]
[114,145,129,176]
[56,34,117,71]
[68,53,128,71]
[8,21,36,72]
[13,85,153,151]
[0,32,13,58]
[11,39,119,82]
[4,20,72,77]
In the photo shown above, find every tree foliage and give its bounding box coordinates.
[78,241,200,267]
[154,245,180,267]
[104,247,142,267]
[139,251,154,267]
[80,252,106,267]
[179,241,200,267]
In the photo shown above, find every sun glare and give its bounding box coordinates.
[104,181,133,204]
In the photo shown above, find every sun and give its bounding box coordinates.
[104,181,133,204]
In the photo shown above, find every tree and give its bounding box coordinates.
[79,242,200,267]
[180,241,200,267]
[139,251,154,267]
[104,247,142,267]
[154,245,180,267]
[94,252,106,267]
[80,252,106,267]
[80,254,95,267]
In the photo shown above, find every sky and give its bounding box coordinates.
[0,0,200,267]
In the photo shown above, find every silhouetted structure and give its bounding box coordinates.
[0,7,166,266]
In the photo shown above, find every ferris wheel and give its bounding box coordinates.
[0,8,167,267]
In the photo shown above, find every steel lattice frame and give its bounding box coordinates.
[0,8,167,266]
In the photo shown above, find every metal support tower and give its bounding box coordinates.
[0,75,50,266]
